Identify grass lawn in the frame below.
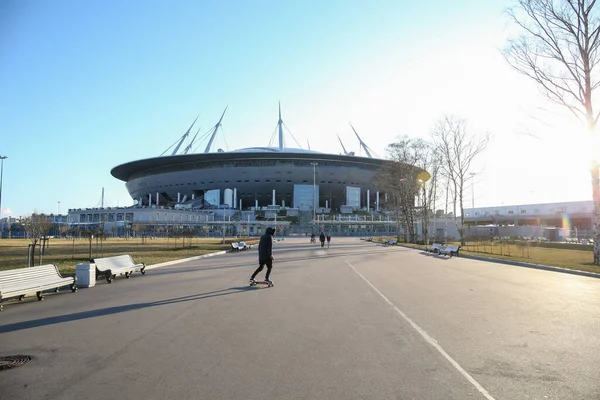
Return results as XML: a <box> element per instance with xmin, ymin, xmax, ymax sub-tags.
<box><xmin>373</xmin><ymin>237</ymin><xmax>600</xmax><ymax>275</ymax></box>
<box><xmin>0</xmin><ymin>237</ymin><xmax>259</xmax><ymax>275</ymax></box>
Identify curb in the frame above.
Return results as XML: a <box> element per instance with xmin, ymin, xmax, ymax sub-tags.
<box><xmin>146</xmin><ymin>250</ymin><xmax>228</xmax><ymax>270</ymax></box>
<box><xmin>399</xmin><ymin>245</ymin><xmax>600</xmax><ymax>279</ymax></box>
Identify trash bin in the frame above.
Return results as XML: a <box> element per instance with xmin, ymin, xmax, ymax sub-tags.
<box><xmin>76</xmin><ymin>263</ymin><xmax>96</xmax><ymax>288</ymax></box>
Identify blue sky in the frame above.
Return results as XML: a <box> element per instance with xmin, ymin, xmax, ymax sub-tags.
<box><xmin>0</xmin><ymin>0</ymin><xmax>594</xmax><ymax>217</ymax></box>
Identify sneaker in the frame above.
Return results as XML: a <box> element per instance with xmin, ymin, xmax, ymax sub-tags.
<box><xmin>264</xmin><ymin>278</ymin><xmax>272</xmax><ymax>283</ymax></box>
<box><xmin>249</xmin><ymin>278</ymin><xmax>256</xmax><ymax>284</ymax></box>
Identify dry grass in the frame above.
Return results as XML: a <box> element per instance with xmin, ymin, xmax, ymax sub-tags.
<box><xmin>374</xmin><ymin>237</ymin><xmax>600</xmax><ymax>274</ymax></box>
<box><xmin>0</xmin><ymin>237</ymin><xmax>260</xmax><ymax>275</ymax></box>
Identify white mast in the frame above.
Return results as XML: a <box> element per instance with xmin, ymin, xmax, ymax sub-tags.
<box><xmin>204</xmin><ymin>107</ymin><xmax>228</xmax><ymax>153</ymax></box>
<box><xmin>172</xmin><ymin>115</ymin><xmax>199</xmax><ymax>156</ymax></box>
<box><xmin>350</xmin><ymin>123</ymin><xmax>373</xmax><ymax>158</ymax></box>
<box><xmin>337</xmin><ymin>134</ymin><xmax>348</xmax><ymax>155</ymax></box>
<box><xmin>278</xmin><ymin>102</ymin><xmax>285</xmax><ymax>151</ymax></box>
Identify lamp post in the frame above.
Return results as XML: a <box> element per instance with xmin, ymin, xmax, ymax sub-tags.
<box><xmin>469</xmin><ymin>172</ymin><xmax>476</xmax><ymax>237</ymax></box>
<box><xmin>310</xmin><ymin>162</ymin><xmax>318</xmax><ymax>224</ymax></box>
<box><xmin>0</xmin><ymin>156</ymin><xmax>6</xmax><ymax>238</ymax></box>
<box><xmin>469</xmin><ymin>172</ymin><xmax>475</xmax><ymax>209</ymax></box>
<box><xmin>418</xmin><ymin>178</ymin><xmax>427</xmax><ymax>244</ymax></box>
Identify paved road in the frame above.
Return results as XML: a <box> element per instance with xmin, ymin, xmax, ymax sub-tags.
<box><xmin>1</xmin><ymin>237</ymin><xmax>599</xmax><ymax>399</ymax></box>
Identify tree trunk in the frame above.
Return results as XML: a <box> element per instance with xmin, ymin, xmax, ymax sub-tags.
<box><xmin>592</xmin><ymin>161</ymin><xmax>600</xmax><ymax>265</ymax></box>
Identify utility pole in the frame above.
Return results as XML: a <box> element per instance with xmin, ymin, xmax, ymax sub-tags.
<box><xmin>470</xmin><ymin>172</ymin><xmax>475</xmax><ymax>209</ymax></box>
<box><xmin>0</xmin><ymin>155</ymin><xmax>7</xmax><ymax>239</ymax></box>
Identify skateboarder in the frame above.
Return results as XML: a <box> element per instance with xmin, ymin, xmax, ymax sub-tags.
<box><xmin>250</xmin><ymin>227</ymin><xmax>275</xmax><ymax>284</ymax></box>
<box><xmin>319</xmin><ymin>232</ymin><xmax>326</xmax><ymax>247</ymax></box>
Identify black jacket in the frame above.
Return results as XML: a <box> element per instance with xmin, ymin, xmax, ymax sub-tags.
<box><xmin>258</xmin><ymin>228</ymin><xmax>274</xmax><ymax>261</ymax></box>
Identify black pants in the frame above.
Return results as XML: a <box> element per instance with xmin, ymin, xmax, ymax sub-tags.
<box><xmin>251</xmin><ymin>258</ymin><xmax>273</xmax><ymax>280</ymax></box>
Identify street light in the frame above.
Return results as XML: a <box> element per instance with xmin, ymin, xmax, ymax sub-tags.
<box><xmin>0</xmin><ymin>155</ymin><xmax>7</xmax><ymax>238</ymax></box>
<box><xmin>469</xmin><ymin>172</ymin><xmax>475</xmax><ymax>209</ymax></box>
<box><xmin>469</xmin><ymin>172</ymin><xmax>476</xmax><ymax>238</ymax></box>
<box><xmin>310</xmin><ymin>162</ymin><xmax>318</xmax><ymax>224</ymax></box>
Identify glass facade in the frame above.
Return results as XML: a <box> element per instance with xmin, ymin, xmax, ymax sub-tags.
<box><xmin>346</xmin><ymin>187</ymin><xmax>361</xmax><ymax>208</ymax></box>
<box><xmin>204</xmin><ymin>189</ymin><xmax>220</xmax><ymax>206</ymax></box>
<box><xmin>294</xmin><ymin>184</ymin><xmax>319</xmax><ymax>210</ymax></box>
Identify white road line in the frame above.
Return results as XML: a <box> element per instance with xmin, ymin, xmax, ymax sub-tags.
<box><xmin>345</xmin><ymin>260</ymin><xmax>497</xmax><ymax>400</ymax></box>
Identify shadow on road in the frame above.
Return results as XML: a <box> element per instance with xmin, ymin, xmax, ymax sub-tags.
<box><xmin>0</xmin><ymin>286</ymin><xmax>255</xmax><ymax>334</ymax></box>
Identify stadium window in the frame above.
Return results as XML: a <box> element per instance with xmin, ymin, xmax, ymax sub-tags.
<box><xmin>287</xmin><ymin>180</ymin><xmax>292</xmax><ymax>182</ymax></box>
<box><xmin>276</xmin><ymin>180</ymin><xmax>281</xmax><ymax>182</ymax></box>
<box><xmin>508</xmin><ymin>211</ymin><xmax>514</xmax><ymax>214</ymax></box>
<box><xmin>255</xmin><ymin>180</ymin><xmax>260</xmax><ymax>182</ymax></box>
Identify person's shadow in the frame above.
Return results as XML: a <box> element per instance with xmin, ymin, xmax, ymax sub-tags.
<box><xmin>0</xmin><ymin>286</ymin><xmax>254</xmax><ymax>334</ymax></box>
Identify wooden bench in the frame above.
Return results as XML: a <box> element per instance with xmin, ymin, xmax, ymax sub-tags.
<box><xmin>425</xmin><ymin>243</ymin><xmax>444</xmax><ymax>253</ymax></box>
<box><xmin>440</xmin><ymin>245</ymin><xmax>460</xmax><ymax>257</ymax></box>
<box><xmin>94</xmin><ymin>255</ymin><xmax>146</xmax><ymax>283</ymax></box>
<box><xmin>0</xmin><ymin>264</ymin><xmax>77</xmax><ymax>311</ymax></box>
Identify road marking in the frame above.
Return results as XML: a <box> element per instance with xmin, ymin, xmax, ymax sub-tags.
<box><xmin>345</xmin><ymin>260</ymin><xmax>497</xmax><ymax>400</ymax></box>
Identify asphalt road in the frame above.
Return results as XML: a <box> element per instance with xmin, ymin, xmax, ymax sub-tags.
<box><xmin>0</xmin><ymin>237</ymin><xmax>598</xmax><ymax>400</ymax></box>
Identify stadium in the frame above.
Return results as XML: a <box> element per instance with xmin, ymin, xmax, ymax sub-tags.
<box><xmin>110</xmin><ymin>106</ymin><xmax>422</xmax><ymax>216</ymax></box>
<box><xmin>58</xmin><ymin>106</ymin><xmax>429</xmax><ymax>238</ymax></box>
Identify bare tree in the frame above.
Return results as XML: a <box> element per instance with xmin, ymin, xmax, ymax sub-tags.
<box><xmin>375</xmin><ymin>160</ymin><xmax>417</xmax><ymax>242</ymax></box>
<box><xmin>21</xmin><ymin>213</ymin><xmax>53</xmax><ymax>266</ymax></box>
<box><xmin>419</xmin><ymin>148</ymin><xmax>442</xmax><ymax>244</ymax></box>
<box><xmin>432</xmin><ymin>116</ymin><xmax>489</xmax><ymax>244</ymax></box>
<box><xmin>504</xmin><ymin>0</ymin><xmax>600</xmax><ymax>263</ymax></box>
<box><xmin>22</xmin><ymin>213</ymin><xmax>53</xmax><ymax>244</ymax></box>
<box><xmin>374</xmin><ymin>137</ymin><xmax>437</xmax><ymax>243</ymax></box>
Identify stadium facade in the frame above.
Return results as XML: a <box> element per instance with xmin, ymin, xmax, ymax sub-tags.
<box><xmin>110</xmin><ymin>106</ymin><xmax>421</xmax><ymax>215</ymax></box>
<box><xmin>52</xmin><ymin>106</ymin><xmax>429</xmax><ymax>238</ymax></box>
<box><xmin>111</xmin><ymin>150</ymin><xmax>391</xmax><ymax>213</ymax></box>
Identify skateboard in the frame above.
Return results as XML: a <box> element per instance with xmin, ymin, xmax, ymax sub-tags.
<box><xmin>250</xmin><ymin>281</ymin><xmax>274</xmax><ymax>287</ymax></box>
